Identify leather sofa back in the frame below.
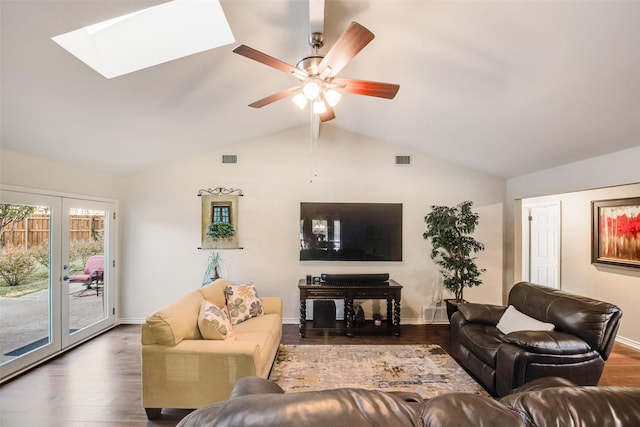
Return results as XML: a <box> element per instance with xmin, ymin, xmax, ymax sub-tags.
<box><xmin>508</xmin><ymin>282</ymin><xmax>621</xmax><ymax>358</ymax></box>
<box><xmin>177</xmin><ymin>377</ymin><xmax>640</xmax><ymax>427</ymax></box>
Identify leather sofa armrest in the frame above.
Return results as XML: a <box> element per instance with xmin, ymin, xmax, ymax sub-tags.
<box><xmin>230</xmin><ymin>377</ymin><xmax>285</xmax><ymax>398</ymax></box>
<box><xmin>458</xmin><ymin>303</ymin><xmax>506</xmax><ymax>325</ymax></box>
<box><xmin>501</xmin><ymin>331</ymin><xmax>592</xmax><ymax>355</ymax></box>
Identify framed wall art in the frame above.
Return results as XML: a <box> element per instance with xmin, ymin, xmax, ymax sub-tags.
<box><xmin>591</xmin><ymin>197</ymin><xmax>640</xmax><ymax>268</ymax></box>
<box><xmin>199</xmin><ymin>188</ymin><xmax>242</xmax><ymax>249</ymax></box>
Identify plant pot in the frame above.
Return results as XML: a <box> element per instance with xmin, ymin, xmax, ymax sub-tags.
<box><xmin>445</xmin><ymin>299</ymin><xmax>466</xmax><ymax>322</ymax></box>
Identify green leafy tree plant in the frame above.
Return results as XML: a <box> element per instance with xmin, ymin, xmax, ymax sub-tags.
<box><xmin>423</xmin><ymin>200</ymin><xmax>486</xmax><ymax>303</ymax></box>
<box><xmin>0</xmin><ymin>204</ymin><xmax>35</xmax><ymax>249</ymax></box>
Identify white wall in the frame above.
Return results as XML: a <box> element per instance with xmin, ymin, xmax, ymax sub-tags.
<box><xmin>1</xmin><ymin>148</ymin><xmax>124</xmax><ymax>199</ymax></box>
<box><xmin>119</xmin><ymin>125</ymin><xmax>506</xmax><ymax>324</ymax></box>
<box><xmin>506</xmin><ymin>146</ymin><xmax>640</xmax><ymax>345</ymax></box>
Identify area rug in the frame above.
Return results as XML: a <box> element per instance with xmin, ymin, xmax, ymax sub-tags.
<box><xmin>269</xmin><ymin>344</ymin><xmax>488</xmax><ymax>398</ymax></box>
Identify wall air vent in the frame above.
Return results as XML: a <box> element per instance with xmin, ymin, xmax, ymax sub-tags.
<box><xmin>395</xmin><ymin>155</ymin><xmax>411</xmax><ymax>166</ymax></box>
<box><xmin>222</xmin><ymin>155</ymin><xmax>237</xmax><ymax>164</ymax></box>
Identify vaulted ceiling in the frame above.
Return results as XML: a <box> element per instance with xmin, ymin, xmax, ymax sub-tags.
<box><xmin>2</xmin><ymin>0</ymin><xmax>639</xmax><ymax>178</ymax></box>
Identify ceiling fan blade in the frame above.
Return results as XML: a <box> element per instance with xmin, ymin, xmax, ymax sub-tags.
<box><xmin>233</xmin><ymin>45</ymin><xmax>307</xmax><ymax>79</ymax></box>
<box><xmin>319</xmin><ymin>102</ymin><xmax>335</xmax><ymax>122</ymax></box>
<box><xmin>332</xmin><ymin>78</ymin><xmax>400</xmax><ymax>99</ymax></box>
<box><xmin>318</xmin><ymin>22</ymin><xmax>374</xmax><ymax>78</ymax></box>
<box><xmin>248</xmin><ymin>87</ymin><xmax>301</xmax><ymax>108</ymax></box>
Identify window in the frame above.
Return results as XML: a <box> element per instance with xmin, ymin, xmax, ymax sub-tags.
<box><xmin>212</xmin><ymin>204</ymin><xmax>231</xmax><ymax>224</ymax></box>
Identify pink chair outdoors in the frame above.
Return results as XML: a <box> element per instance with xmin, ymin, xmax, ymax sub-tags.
<box><xmin>67</xmin><ymin>255</ymin><xmax>104</xmax><ymax>296</ymax></box>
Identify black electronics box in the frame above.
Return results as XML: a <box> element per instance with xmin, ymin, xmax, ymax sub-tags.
<box><xmin>313</xmin><ymin>300</ymin><xmax>336</xmax><ymax>328</ymax></box>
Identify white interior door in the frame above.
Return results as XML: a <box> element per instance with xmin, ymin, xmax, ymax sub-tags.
<box><xmin>522</xmin><ymin>202</ymin><xmax>561</xmax><ymax>288</ymax></box>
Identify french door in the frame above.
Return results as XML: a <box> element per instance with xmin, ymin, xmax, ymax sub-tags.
<box><xmin>0</xmin><ymin>188</ymin><xmax>116</xmax><ymax>382</ymax></box>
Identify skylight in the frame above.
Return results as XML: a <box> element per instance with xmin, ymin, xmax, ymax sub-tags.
<box><xmin>52</xmin><ymin>0</ymin><xmax>234</xmax><ymax>79</ymax></box>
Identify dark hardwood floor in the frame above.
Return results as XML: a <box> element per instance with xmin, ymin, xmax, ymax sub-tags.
<box><xmin>1</xmin><ymin>323</ymin><xmax>639</xmax><ymax>426</ymax></box>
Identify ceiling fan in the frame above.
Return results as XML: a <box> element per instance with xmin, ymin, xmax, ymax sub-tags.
<box><xmin>232</xmin><ymin>21</ymin><xmax>400</xmax><ymax>123</ymax></box>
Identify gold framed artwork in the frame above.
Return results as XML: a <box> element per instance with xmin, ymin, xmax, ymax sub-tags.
<box><xmin>591</xmin><ymin>197</ymin><xmax>640</xmax><ymax>269</ymax></box>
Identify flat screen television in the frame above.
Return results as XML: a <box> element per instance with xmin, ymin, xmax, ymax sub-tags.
<box><xmin>300</xmin><ymin>202</ymin><xmax>402</xmax><ymax>261</ymax></box>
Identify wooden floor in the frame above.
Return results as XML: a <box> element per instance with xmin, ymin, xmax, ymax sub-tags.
<box><xmin>1</xmin><ymin>323</ymin><xmax>639</xmax><ymax>426</ymax></box>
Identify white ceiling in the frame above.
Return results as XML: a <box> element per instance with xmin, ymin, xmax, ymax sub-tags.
<box><xmin>2</xmin><ymin>0</ymin><xmax>639</xmax><ymax>178</ymax></box>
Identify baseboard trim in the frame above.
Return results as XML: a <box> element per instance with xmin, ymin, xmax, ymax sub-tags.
<box><xmin>118</xmin><ymin>317</ymin><xmax>145</xmax><ymax>324</ymax></box>
<box><xmin>123</xmin><ymin>318</ymin><xmax>638</xmax><ymax>339</ymax></box>
<box><xmin>616</xmin><ymin>335</ymin><xmax>640</xmax><ymax>350</ymax></box>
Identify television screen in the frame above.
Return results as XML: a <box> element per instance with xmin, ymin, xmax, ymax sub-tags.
<box><xmin>300</xmin><ymin>202</ymin><xmax>402</xmax><ymax>261</ymax></box>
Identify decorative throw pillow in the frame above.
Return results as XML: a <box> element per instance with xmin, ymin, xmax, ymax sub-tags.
<box><xmin>198</xmin><ymin>300</ymin><xmax>235</xmax><ymax>341</ymax></box>
<box><xmin>496</xmin><ymin>305</ymin><xmax>555</xmax><ymax>335</ymax></box>
<box><xmin>225</xmin><ymin>283</ymin><xmax>264</xmax><ymax>325</ymax></box>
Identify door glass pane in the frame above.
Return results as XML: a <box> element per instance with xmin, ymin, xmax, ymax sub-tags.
<box><xmin>67</xmin><ymin>208</ymin><xmax>107</xmax><ymax>333</ymax></box>
<box><xmin>0</xmin><ymin>204</ymin><xmax>52</xmax><ymax>364</ymax></box>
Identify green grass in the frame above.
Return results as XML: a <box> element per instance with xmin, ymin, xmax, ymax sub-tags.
<box><xmin>0</xmin><ymin>264</ymin><xmax>51</xmax><ymax>297</ymax></box>
<box><xmin>0</xmin><ymin>276</ymin><xmax>49</xmax><ymax>297</ymax></box>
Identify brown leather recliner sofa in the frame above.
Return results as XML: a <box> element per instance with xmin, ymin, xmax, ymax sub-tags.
<box><xmin>176</xmin><ymin>376</ymin><xmax>640</xmax><ymax>427</ymax></box>
<box><xmin>450</xmin><ymin>281</ymin><xmax>622</xmax><ymax>396</ymax></box>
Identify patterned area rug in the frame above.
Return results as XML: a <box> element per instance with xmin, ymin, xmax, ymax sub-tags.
<box><xmin>269</xmin><ymin>344</ymin><xmax>488</xmax><ymax>398</ymax></box>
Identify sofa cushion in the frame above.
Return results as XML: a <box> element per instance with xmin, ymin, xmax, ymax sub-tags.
<box><xmin>419</xmin><ymin>393</ymin><xmax>527</xmax><ymax>427</ymax></box>
<box><xmin>199</xmin><ymin>278</ymin><xmax>233</xmax><ymax>308</ymax></box>
<box><xmin>496</xmin><ymin>305</ymin><xmax>555</xmax><ymax>335</ymax></box>
<box><xmin>225</xmin><ymin>283</ymin><xmax>264</xmax><ymax>325</ymax></box>
<box><xmin>198</xmin><ymin>300</ymin><xmax>236</xmax><ymax>341</ymax></box>
<box><xmin>234</xmin><ymin>314</ymin><xmax>282</xmax><ymax>375</ymax></box>
<box><xmin>508</xmin><ymin>282</ymin><xmax>622</xmax><ymax>356</ymax></box>
<box><xmin>146</xmin><ymin>290</ymin><xmax>203</xmax><ymax>346</ymax></box>
<box><xmin>501</xmin><ymin>330</ymin><xmax>591</xmax><ymax>354</ymax></box>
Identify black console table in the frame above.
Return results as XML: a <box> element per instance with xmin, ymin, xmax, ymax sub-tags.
<box><xmin>298</xmin><ymin>279</ymin><xmax>402</xmax><ymax>337</ymax></box>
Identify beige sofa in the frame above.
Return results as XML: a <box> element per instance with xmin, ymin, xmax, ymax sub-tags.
<box><xmin>141</xmin><ymin>279</ymin><xmax>283</xmax><ymax>419</ymax></box>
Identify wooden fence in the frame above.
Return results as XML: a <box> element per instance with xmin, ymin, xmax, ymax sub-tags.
<box><xmin>1</xmin><ymin>215</ymin><xmax>104</xmax><ymax>249</ymax></box>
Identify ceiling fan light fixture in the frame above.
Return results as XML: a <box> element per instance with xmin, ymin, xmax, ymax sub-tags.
<box><xmin>303</xmin><ymin>81</ymin><xmax>321</xmax><ymax>100</ymax></box>
<box><xmin>292</xmin><ymin>93</ymin><xmax>308</xmax><ymax>110</ymax></box>
<box><xmin>325</xmin><ymin>89</ymin><xmax>341</xmax><ymax>107</ymax></box>
<box><xmin>312</xmin><ymin>100</ymin><xmax>327</xmax><ymax>114</ymax></box>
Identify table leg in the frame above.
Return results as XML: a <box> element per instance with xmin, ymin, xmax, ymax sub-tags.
<box><xmin>393</xmin><ymin>297</ymin><xmax>401</xmax><ymax>337</ymax></box>
<box><xmin>386</xmin><ymin>298</ymin><xmax>393</xmax><ymax>328</ymax></box>
<box><xmin>299</xmin><ymin>299</ymin><xmax>307</xmax><ymax>338</ymax></box>
<box><xmin>345</xmin><ymin>298</ymin><xmax>354</xmax><ymax>337</ymax></box>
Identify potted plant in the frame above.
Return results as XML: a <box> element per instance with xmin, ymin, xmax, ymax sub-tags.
<box><xmin>202</xmin><ymin>250</ymin><xmax>226</xmax><ymax>286</ymax></box>
<box><xmin>206</xmin><ymin>222</ymin><xmax>236</xmax><ymax>241</ymax></box>
<box><xmin>423</xmin><ymin>200</ymin><xmax>486</xmax><ymax>320</ymax></box>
